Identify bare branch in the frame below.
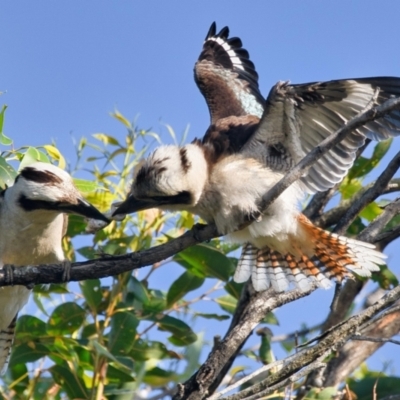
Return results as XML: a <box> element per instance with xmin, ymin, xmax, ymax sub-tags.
<box><xmin>215</xmin><ymin>285</ymin><xmax>400</xmax><ymax>400</ymax></box>
<box><xmin>0</xmin><ymin>223</ymin><xmax>220</xmax><ymax>287</ymax></box>
<box><xmin>172</xmin><ymin>284</ymin><xmax>318</xmax><ymax>400</ymax></box>
<box><xmin>334</xmin><ymin>151</ymin><xmax>400</xmax><ymax>234</ymax></box>
<box><xmin>315</xmin><ymin>178</ymin><xmax>400</xmax><ymax>229</ymax></box>
<box><xmin>351</xmin><ymin>335</ymin><xmax>400</xmax><ymax>346</ymax></box>
<box><xmin>323</xmin><ymin>306</ymin><xmax>400</xmax><ymax>387</ymax></box>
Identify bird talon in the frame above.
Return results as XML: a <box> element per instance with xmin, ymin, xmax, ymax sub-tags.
<box><xmin>61</xmin><ymin>260</ymin><xmax>72</xmax><ymax>282</ymax></box>
<box><xmin>192</xmin><ymin>223</ymin><xmax>208</xmax><ymax>242</ymax></box>
<box><xmin>2</xmin><ymin>265</ymin><xmax>14</xmax><ymax>285</ymax></box>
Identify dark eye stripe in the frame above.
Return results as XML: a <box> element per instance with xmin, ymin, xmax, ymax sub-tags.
<box><xmin>150</xmin><ymin>191</ymin><xmax>192</xmax><ymax>205</ymax></box>
<box><xmin>20</xmin><ymin>167</ymin><xmax>63</xmax><ymax>185</ymax></box>
<box><xmin>18</xmin><ymin>194</ymin><xmax>59</xmax><ymax>212</ymax></box>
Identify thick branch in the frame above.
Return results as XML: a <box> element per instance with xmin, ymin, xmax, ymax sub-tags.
<box><xmin>0</xmin><ymin>224</ymin><xmax>220</xmax><ymax>287</ymax></box>
<box><xmin>218</xmin><ymin>285</ymin><xmax>400</xmax><ymax>400</ymax></box>
<box><xmin>323</xmin><ymin>306</ymin><xmax>400</xmax><ymax>387</ymax></box>
<box><xmin>172</xmin><ymin>285</ymin><xmax>318</xmax><ymax>400</ymax></box>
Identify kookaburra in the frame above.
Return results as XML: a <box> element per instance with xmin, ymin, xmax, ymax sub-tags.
<box><xmin>113</xmin><ymin>23</ymin><xmax>400</xmax><ymax>293</ymax></box>
<box><xmin>0</xmin><ymin>162</ymin><xmax>108</xmax><ymax>375</ymax></box>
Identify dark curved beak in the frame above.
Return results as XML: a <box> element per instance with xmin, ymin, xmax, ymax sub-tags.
<box><xmin>60</xmin><ymin>198</ymin><xmax>110</xmax><ymax>223</ymax></box>
<box><xmin>112</xmin><ymin>195</ymin><xmax>155</xmax><ymax>217</ymax></box>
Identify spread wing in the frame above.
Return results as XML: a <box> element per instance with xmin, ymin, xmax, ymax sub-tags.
<box><xmin>243</xmin><ymin>78</ymin><xmax>400</xmax><ymax>193</ymax></box>
<box><xmin>194</xmin><ymin>22</ymin><xmax>264</xmax><ymax>124</ymax></box>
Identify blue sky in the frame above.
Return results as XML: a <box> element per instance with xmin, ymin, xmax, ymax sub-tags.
<box><xmin>2</xmin><ymin>1</ymin><xmax>400</xmax><ymax>378</ymax></box>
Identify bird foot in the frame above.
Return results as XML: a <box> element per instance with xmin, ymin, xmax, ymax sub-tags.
<box><xmin>192</xmin><ymin>223</ymin><xmax>208</xmax><ymax>242</ymax></box>
<box><xmin>2</xmin><ymin>265</ymin><xmax>14</xmax><ymax>285</ymax></box>
<box><xmin>61</xmin><ymin>260</ymin><xmax>72</xmax><ymax>282</ymax></box>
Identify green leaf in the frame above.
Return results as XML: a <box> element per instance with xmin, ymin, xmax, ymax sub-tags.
<box><xmin>359</xmin><ymin>201</ymin><xmax>382</xmax><ymax>221</ymax></box>
<box><xmin>16</xmin><ymin>315</ymin><xmax>47</xmax><ymax>339</ymax></box>
<box><xmin>66</xmin><ymin>214</ymin><xmax>88</xmax><ymax>237</ymax></box>
<box><xmin>0</xmin><ymin>156</ymin><xmax>17</xmax><ymax>188</ymax></box>
<box><xmin>225</xmin><ymin>279</ymin><xmax>244</xmax><ymax>300</ymax></box>
<box><xmin>127</xmin><ymin>276</ymin><xmax>151</xmax><ymax>305</ymax></box>
<box><xmin>19</xmin><ymin>147</ymin><xmax>50</xmax><ymax>170</ymax></box>
<box><xmin>0</xmin><ymin>105</ymin><xmax>13</xmax><ymax>145</ymax></box>
<box><xmin>80</xmin><ymin>279</ymin><xmax>102</xmax><ymax>312</ymax></box>
<box><xmin>130</xmin><ymin>340</ymin><xmax>170</xmax><ymax>361</ymax></box>
<box><xmin>107</xmin><ymin>363</ymin><xmax>135</xmax><ymax>383</ymax></box>
<box><xmin>167</xmin><ymin>271</ymin><xmax>205</xmax><ymax>307</ymax></box>
<box><xmin>50</xmin><ymin>364</ymin><xmax>88</xmax><ymax>399</ymax></box>
<box><xmin>195</xmin><ymin>312</ymin><xmax>230</xmax><ymax>321</ymax></box>
<box><xmin>43</xmin><ymin>144</ymin><xmax>66</xmax><ymax>169</ymax></box>
<box><xmin>9</xmin><ymin>342</ymin><xmax>50</xmax><ymax>367</ymax></box>
<box><xmin>142</xmin><ymin>366</ymin><xmax>178</xmax><ymax>387</ymax></box>
<box><xmin>47</xmin><ymin>302</ymin><xmax>86</xmax><ymax>335</ymax></box>
<box><xmin>81</xmin><ymin>321</ymin><xmax>104</xmax><ymax>339</ymax></box>
<box><xmin>174</xmin><ymin>244</ymin><xmax>234</xmax><ymax>281</ymax></box>
<box><xmin>262</xmin><ymin>312</ymin><xmax>279</xmax><ymax>325</ymax></box>
<box><xmin>340</xmin><ymin>179</ymin><xmax>363</xmax><ymax>200</ymax></box>
<box><xmin>73</xmin><ymin>178</ymin><xmax>99</xmax><ymax>193</ymax></box>
<box><xmin>155</xmin><ymin>315</ymin><xmax>197</xmax><ymax>346</ymax></box>
<box><xmin>108</xmin><ymin>307</ymin><xmax>139</xmax><ymax>356</ymax></box>
<box><xmin>348</xmin><ymin>139</ymin><xmax>392</xmax><ymax>180</ymax></box>
<box><xmin>371</xmin><ymin>264</ymin><xmax>398</xmax><ymax>289</ymax></box>
<box><xmin>305</xmin><ymin>387</ymin><xmax>338</xmax><ymax>399</ymax></box>
<box><xmin>215</xmin><ymin>294</ymin><xmax>237</xmax><ymax>314</ymax></box>
<box><xmin>93</xmin><ymin>132</ymin><xmax>120</xmax><ymax>146</ymax></box>
<box><xmin>91</xmin><ymin>341</ymin><xmax>133</xmax><ymax>373</ymax></box>
<box><xmin>372</xmin><ymin>138</ymin><xmax>393</xmax><ymax>160</ymax></box>
<box><xmin>110</xmin><ymin>110</ymin><xmax>132</xmax><ymax>129</ymax></box>
<box><xmin>349</xmin><ymin>377</ymin><xmax>400</xmax><ymax>400</ymax></box>
<box><xmin>8</xmin><ymin>363</ymin><xmax>29</xmax><ymax>394</ymax></box>
<box><xmin>257</xmin><ymin>328</ymin><xmax>274</xmax><ymax>365</ymax></box>
<box><xmin>77</xmin><ymin>245</ymin><xmax>97</xmax><ymax>259</ymax></box>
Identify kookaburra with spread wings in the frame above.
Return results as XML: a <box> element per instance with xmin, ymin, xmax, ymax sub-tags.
<box><xmin>113</xmin><ymin>23</ymin><xmax>400</xmax><ymax>292</ymax></box>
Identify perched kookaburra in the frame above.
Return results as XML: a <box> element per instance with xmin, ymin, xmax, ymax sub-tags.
<box><xmin>0</xmin><ymin>162</ymin><xmax>108</xmax><ymax>375</ymax></box>
<box><xmin>113</xmin><ymin>23</ymin><xmax>400</xmax><ymax>294</ymax></box>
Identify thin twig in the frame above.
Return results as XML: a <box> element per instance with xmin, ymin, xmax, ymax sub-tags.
<box><xmin>334</xmin><ymin>151</ymin><xmax>400</xmax><ymax>234</ymax></box>
<box><xmin>351</xmin><ymin>335</ymin><xmax>400</xmax><ymax>346</ymax></box>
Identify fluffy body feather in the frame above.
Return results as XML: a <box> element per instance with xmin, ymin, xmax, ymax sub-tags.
<box><xmin>0</xmin><ymin>162</ymin><xmax>107</xmax><ymax>375</ymax></box>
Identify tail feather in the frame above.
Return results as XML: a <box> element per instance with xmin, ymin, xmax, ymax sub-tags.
<box><xmin>0</xmin><ymin>315</ymin><xmax>17</xmax><ymax>375</ymax></box>
<box><xmin>234</xmin><ymin>215</ymin><xmax>385</xmax><ymax>292</ymax></box>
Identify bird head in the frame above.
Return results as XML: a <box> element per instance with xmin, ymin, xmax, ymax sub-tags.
<box><xmin>112</xmin><ymin>144</ymin><xmax>208</xmax><ymax>217</ymax></box>
<box><xmin>8</xmin><ymin>162</ymin><xmax>109</xmax><ymax>222</ymax></box>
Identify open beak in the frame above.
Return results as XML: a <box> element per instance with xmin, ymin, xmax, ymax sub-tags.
<box><xmin>60</xmin><ymin>198</ymin><xmax>110</xmax><ymax>223</ymax></box>
<box><xmin>112</xmin><ymin>195</ymin><xmax>155</xmax><ymax>217</ymax></box>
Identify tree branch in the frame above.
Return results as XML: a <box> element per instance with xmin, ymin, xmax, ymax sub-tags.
<box><xmin>172</xmin><ymin>284</ymin><xmax>318</xmax><ymax>400</ymax></box>
<box><xmin>1</xmin><ymin>97</ymin><xmax>399</xmax><ymax>289</ymax></box>
<box><xmin>0</xmin><ymin>224</ymin><xmax>220</xmax><ymax>287</ymax></box>
<box><xmin>217</xmin><ymin>285</ymin><xmax>400</xmax><ymax>400</ymax></box>
<box><xmin>315</xmin><ymin>178</ymin><xmax>400</xmax><ymax>229</ymax></box>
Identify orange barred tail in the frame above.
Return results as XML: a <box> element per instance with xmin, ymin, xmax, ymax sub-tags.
<box><xmin>234</xmin><ymin>216</ymin><xmax>385</xmax><ymax>292</ymax></box>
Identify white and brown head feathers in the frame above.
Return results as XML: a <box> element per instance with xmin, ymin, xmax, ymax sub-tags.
<box><xmin>114</xmin><ymin>144</ymin><xmax>208</xmax><ymax>215</ymax></box>
<box><xmin>7</xmin><ymin>162</ymin><xmax>108</xmax><ymax>222</ymax></box>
